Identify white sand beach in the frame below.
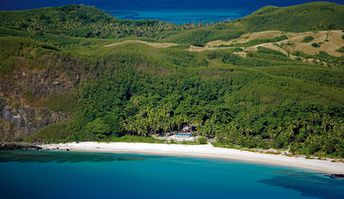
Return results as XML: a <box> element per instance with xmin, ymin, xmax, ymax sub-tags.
<box><xmin>41</xmin><ymin>142</ymin><xmax>344</xmax><ymax>174</ymax></box>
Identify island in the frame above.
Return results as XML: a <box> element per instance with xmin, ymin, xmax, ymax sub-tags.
<box><xmin>0</xmin><ymin>1</ymin><xmax>344</xmax><ymax>173</ymax></box>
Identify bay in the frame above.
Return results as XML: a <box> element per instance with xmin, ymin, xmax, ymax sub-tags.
<box><xmin>0</xmin><ymin>150</ymin><xmax>343</xmax><ymax>199</ymax></box>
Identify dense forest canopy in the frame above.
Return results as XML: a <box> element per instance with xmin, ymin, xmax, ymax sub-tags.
<box><xmin>0</xmin><ymin>2</ymin><xmax>343</xmax><ymax>158</ymax></box>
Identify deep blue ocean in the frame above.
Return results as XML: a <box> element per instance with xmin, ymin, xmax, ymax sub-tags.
<box><xmin>0</xmin><ymin>0</ymin><xmax>343</xmax><ymax>24</ymax></box>
<box><xmin>0</xmin><ymin>150</ymin><xmax>343</xmax><ymax>199</ymax></box>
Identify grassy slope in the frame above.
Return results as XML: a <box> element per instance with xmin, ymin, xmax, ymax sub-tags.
<box><xmin>0</xmin><ymin>3</ymin><xmax>343</xmax><ymax>157</ymax></box>
<box><xmin>162</xmin><ymin>2</ymin><xmax>344</xmax><ymax>46</ymax></box>
<box><xmin>162</xmin><ymin>29</ymin><xmax>243</xmax><ymax>46</ymax></box>
<box><xmin>242</xmin><ymin>2</ymin><xmax>344</xmax><ymax>32</ymax></box>
<box><xmin>0</xmin><ymin>37</ymin><xmax>60</xmax><ymax>75</ymax></box>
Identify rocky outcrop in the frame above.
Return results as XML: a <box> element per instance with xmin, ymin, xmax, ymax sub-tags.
<box><xmin>0</xmin><ymin>98</ymin><xmax>4</xmax><ymax>112</ymax></box>
<box><xmin>0</xmin><ymin>69</ymin><xmax>78</xmax><ymax>98</ymax></box>
<box><xmin>327</xmin><ymin>174</ymin><xmax>344</xmax><ymax>179</ymax></box>
<box><xmin>0</xmin><ymin>52</ymin><xmax>83</xmax><ymax>137</ymax></box>
<box><xmin>0</xmin><ymin>104</ymin><xmax>68</xmax><ymax>135</ymax></box>
<box><xmin>0</xmin><ymin>52</ymin><xmax>84</xmax><ymax>100</ymax></box>
<box><xmin>0</xmin><ymin>143</ymin><xmax>42</xmax><ymax>150</ymax></box>
<box><xmin>19</xmin><ymin>69</ymin><xmax>79</xmax><ymax>97</ymax></box>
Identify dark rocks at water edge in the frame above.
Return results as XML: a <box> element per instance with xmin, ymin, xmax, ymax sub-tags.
<box><xmin>0</xmin><ymin>143</ymin><xmax>42</xmax><ymax>151</ymax></box>
<box><xmin>326</xmin><ymin>174</ymin><xmax>344</xmax><ymax>179</ymax></box>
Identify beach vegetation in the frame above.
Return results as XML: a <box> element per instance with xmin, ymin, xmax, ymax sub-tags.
<box><xmin>198</xmin><ymin>136</ymin><xmax>208</xmax><ymax>144</ymax></box>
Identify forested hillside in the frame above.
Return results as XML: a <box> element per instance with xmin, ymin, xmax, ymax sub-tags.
<box><xmin>0</xmin><ymin>5</ymin><xmax>196</xmax><ymax>40</ymax></box>
<box><xmin>0</xmin><ymin>2</ymin><xmax>343</xmax><ymax>158</ymax></box>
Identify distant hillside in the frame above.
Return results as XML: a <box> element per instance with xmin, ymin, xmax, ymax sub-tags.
<box><xmin>241</xmin><ymin>2</ymin><xmax>344</xmax><ymax>32</ymax></box>
<box><xmin>162</xmin><ymin>2</ymin><xmax>344</xmax><ymax>46</ymax></box>
<box><xmin>0</xmin><ymin>5</ymin><xmax>192</xmax><ymax>39</ymax></box>
<box><xmin>1</xmin><ymin>2</ymin><xmax>342</xmax><ymax>45</ymax></box>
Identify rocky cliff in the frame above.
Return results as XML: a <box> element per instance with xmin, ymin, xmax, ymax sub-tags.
<box><xmin>0</xmin><ymin>104</ymin><xmax>68</xmax><ymax>135</ymax></box>
<box><xmin>0</xmin><ymin>52</ymin><xmax>83</xmax><ymax>141</ymax></box>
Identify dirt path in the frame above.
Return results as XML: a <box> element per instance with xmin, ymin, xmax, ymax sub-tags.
<box><xmin>104</xmin><ymin>40</ymin><xmax>178</xmax><ymax>48</ymax></box>
<box><xmin>207</xmin><ymin>31</ymin><xmax>284</xmax><ymax>48</ymax></box>
<box><xmin>188</xmin><ymin>30</ymin><xmax>343</xmax><ymax>59</ymax></box>
<box><xmin>103</xmin><ymin>31</ymin><xmax>343</xmax><ymax>60</ymax></box>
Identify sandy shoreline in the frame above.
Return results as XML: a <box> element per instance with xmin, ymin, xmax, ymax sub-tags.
<box><xmin>41</xmin><ymin>142</ymin><xmax>344</xmax><ymax>174</ymax></box>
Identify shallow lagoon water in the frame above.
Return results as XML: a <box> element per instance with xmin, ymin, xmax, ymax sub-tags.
<box><xmin>0</xmin><ymin>150</ymin><xmax>343</xmax><ymax>199</ymax></box>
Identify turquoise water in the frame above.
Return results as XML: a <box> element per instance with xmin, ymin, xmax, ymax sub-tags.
<box><xmin>0</xmin><ymin>151</ymin><xmax>343</xmax><ymax>199</ymax></box>
<box><xmin>0</xmin><ymin>0</ymin><xmax>343</xmax><ymax>24</ymax></box>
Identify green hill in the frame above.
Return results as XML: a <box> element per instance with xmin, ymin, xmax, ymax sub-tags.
<box><xmin>163</xmin><ymin>2</ymin><xmax>344</xmax><ymax>46</ymax></box>
<box><xmin>241</xmin><ymin>2</ymin><xmax>344</xmax><ymax>32</ymax></box>
<box><xmin>1</xmin><ymin>2</ymin><xmax>343</xmax><ymax>47</ymax></box>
